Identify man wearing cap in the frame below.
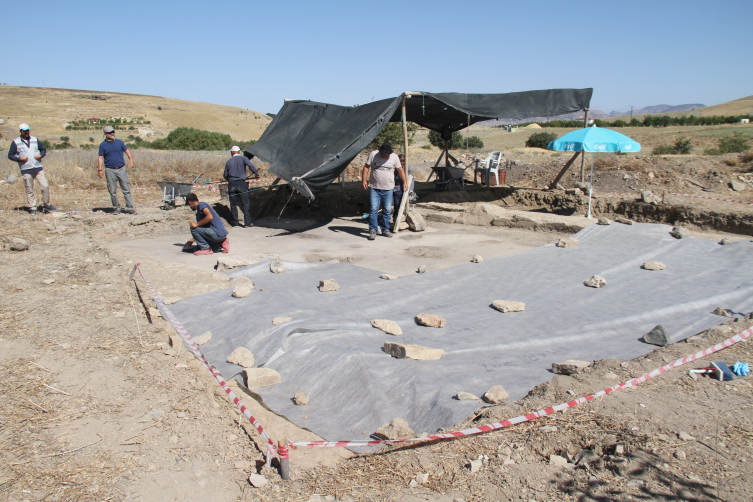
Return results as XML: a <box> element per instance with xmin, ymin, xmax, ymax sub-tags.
<box><xmin>362</xmin><ymin>142</ymin><xmax>407</xmax><ymax>240</ymax></box>
<box><xmin>98</xmin><ymin>126</ymin><xmax>135</xmax><ymax>214</ymax></box>
<box><xmin>7</xmin><ymin>123</ymin><xmax>57</xmax><ymax>215</ymax></box>
<box><xmin>223</xmin><ymin>146</ymin><xmax>259</xmax><ymax>227</ymax></box>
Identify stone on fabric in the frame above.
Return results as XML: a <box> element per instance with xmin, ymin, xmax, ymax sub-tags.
<box><xmin>406</xmin><ymin>212</ymin><xmax>427</xmax><ymax>232</ymax></box>
<box><xmin>2</xmin><ymin>237</ymin><xmax>30</xmax><ymax>251</ymax></box>
<box><xmin>272</xmin><ymin>316</ymin><xmax>292</xmax><ymax>325</ymax></box>
<box><xmin>552</xmin><ymin>360</ymin><xmax>590</xmax><ymax>375</ymax></box>
<box><xmin>643</xmin><ymin>324</ymin><xmax>669</xmax><ymax>346</ymax></box>
<box><xmin>270</xmin><ymin>259</ymin><xmax>285</xmax><ymax>274</ymax></box>
<box><xmin>375</xmin><ymin>418</ymin><xmax>414</xmax><ymax>440</ymax></box>
<box><xmin>384</xmin><ymin>342</ymin><xmax>444</xmax><ymax>360</ymax></box>
<box><xmin>227</xmin><ymin>347</ymin><xmax>255</xmax><ymax>367</ymax></box>
<box><xmin>492</xmin><ymin>300</ymin><xmax>525</xmax><ymax>313</ymax></box>
<box><xmin>712</xmin><ymin>307</ymin><xmax>732</xmax><ymax>317</ymax></box>
<box><xmin>194</xmin><ymin>331</ymin><xmax>212</xmax><ymax>345</ymax></box>
<box><xmin>556</xmin><ymin>238</ymin><xmax>578</xmax><ymax>248</ymax></box>
<box><xmin>584</xmin><ymin>275</ymin><xmax>607</xmax><ymax>288</ymax></box>
<box><xmin>319</xmin><ymin>279</ymin><xmax>339</xmax><ymax>292</ymax></box>
<box><xmin>232</xmin><ymin>285</ymin><xmax>252</xmax><ymax>298</ymax></box>
<box><xmin>472</xmin><ymin>255</ymin><xmax>483</xmax><ymax>263</ymax></box>
<box><xmin>642</xmin><ymin>261</ymin><xmax>666</xmax><ymax>270</ymax></box>
<box><xmin>293</xmin><ymin>391</ymin><xmax>309</xmax><ymax>405</ymax></box>
<box><xmin>670</xmin><ymin>226</ymin><xmax>689</xmax><ymax>239</ymax></box>
<box><xmin>243</xmin><ymin>368</ymin><xmax>282</xmax><ymax>388</ymax></box>
<box><xmin>371</xmin><ymin>319</ymin><xmax>402</xmax><ymax>336</ymax></box>
<box><xmin>597</xmin><ymin>217</ymin><xmax>611</xmax><ymax>225</ymax></box>
<box><xmin>720</xmin><ymin>238</ymin><xmax>730</xmax><ymax>245</ymax></box>
<box><xmin>380</xmin><ymin>274</ymin><xmax>398</xmax><ymax>280</ymax></box>
<box><xmin>417</xmin><ymin>265</ymin><xmax>427</xmax><ymax>274</ymax></box>
<box><xmin>615</xmin><ymin>216</ymin><xmax>634</xmax><ymax>225</ymax></box>
<box><xmin>415</xmin><ymin>313</ymin><xmax>446</xmax><ymax>328</ymax></box>
<box><xmin>456</xmin><ymin>391</ymin><xmax>480</xmax><ymax>401</ymax></box>
<box><xmin>483</xmin><ymin>385</ymin><xmax>509</xmax><ymax>404</ymax></box>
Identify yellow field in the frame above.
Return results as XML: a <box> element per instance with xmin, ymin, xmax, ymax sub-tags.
<box><xmin>606</xmin><ymin>94</ymin><xmax>753</xmax><ymax>122</ymax></box>
<box><xmin>0</xmin><ymin>85</ymin><xmax>271</xmax><ymax>148</ymax></box>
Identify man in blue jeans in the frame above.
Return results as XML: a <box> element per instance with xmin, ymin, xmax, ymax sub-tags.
<box><xmin>361</xmin><ymin>142</ymin><xmax>407</xmax><ymax>240</ymax></box>
<box><xmin>183</xmin><ymin>193</ymin><xmax>229</xmax><ymax>256</ymax></box>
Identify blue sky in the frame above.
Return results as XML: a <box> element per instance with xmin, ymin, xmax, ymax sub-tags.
<box><xmin>2</xmin><ymin>0</ymin><xmax>751</xmax><ymax>114</ymax></box>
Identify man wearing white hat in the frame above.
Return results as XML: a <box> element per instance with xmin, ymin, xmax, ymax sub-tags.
<box><xmin>98</xmin><ymin>125</ymin><xmax>135</xmax><ymax>214</ymax></box>
<box><xmin>223</xmin><ymin>146</ymin><xmax>259</xmax><ymax>227</ymax></box>
<box><xmin>7</xmin><ymin>123</ymin><xmax>57</xmax><ymax>215</ymax></box>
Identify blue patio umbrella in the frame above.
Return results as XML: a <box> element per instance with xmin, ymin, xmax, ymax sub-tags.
<box><xmin>548</xmin><ymin>125</ymin><xmax>641</xmax><ymax>218</ymax></box>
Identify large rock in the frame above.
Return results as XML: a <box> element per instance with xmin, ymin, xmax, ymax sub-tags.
<box><xmin>194</xmin><ymin>331</ymin><xmax>212</xmax><ymax>345</ymax></box>
<box><xmin>552</xmin><ymin>360</ymin><xmax>590</xmax><ymax>375</ymax></box>
<box><xmin>456</xmin><ymin>391</ymin><xmax>479</xmax><ymax>401</ymax></box>
<box><xmin>319</xmin><ymin>279</ymin><xmax>339</xmax><ymax>292</ymax></box>
<box><xmin>371</xmin><ymin>319</ymin><xmax>402</xmax><ymax>336</ymax></box>
<box><xmin>415</xmin><ymin>313</ymin><xmax>446</xmax><ymax>328</ymax></box>
<box><xmin>670</xmin><ymin>226</ymin><xmax>689</xmax><ymax>239</ymax></box>
<box><xmin>232</xmin><ymin>285</ymin><xmax>252</xmax><ymax>298</ymax></box>
<box><xmin>641</xmin><ymin>190</ymin><xmax>656</xmax><ymax>203</ymax></box>
<box><xmin>643</xmin><ymin>261</ymin><xmax>666</xmax><ymax>270</ymax></box>
<box><xmin>492</xmin><ymin>300</ymin><xmax>525</xmax><ymax>313</ymax></box>
<box><xmin>384</xmin><ymin>342</ymin><xmax>444</xmax><ymax>360</ymax></box>
<box><xmin>417</xmin><ymin>265</ymin><xmax>427</xmax><ymax>274</ymax></box>
<box><xmin>556</xmin><ymin>238</ymin><xmax>578</xmax><ymax>248</ymax></box>
<box><xmin>730</xmin><ymin>180</ymin><xmax>747</xmax><ymax>191</ymax></box>
<box><xmin>270</xmin><ymin>260</ymin><xmax>285</xmax><ymax>274</ymax></box>
<box><xmin>293</xmin><ymin>391</ymin><xmax>309</xmax><ymax>405</ymax></box>
<box><xmin>464</xmin><ymin>203</ymin><xmax>505</xmax><ymax>226</ymax></box>
<box><xmin>375</xmin><ymin>418</ymin><xmax>414</xmax><ymax>439</ymax></box>
<box><xmin>248</xmin><ymin>474</ymin><xmax>268</xmax><ymax>488</ymax></box>
<box><xmin>643</xmin><ymin>324</ymin><xmax>669</xmax><ymax>346</ymax></box>
<box><xmin>483</xmin><ymin>385</ymin><xmax>509</xmax><ymax>404</ymax></box>
<box><xmin>227</xmin><ymin>347</ymin><xmax>255</xmax><ymax>367</ymax></box>
<box><xmin>2</xmin><ymin>237</ymin><xmax>30</xmax><ymax>251</ymax></box>
<box><xmin>615</xmin><ymin>216</ymin><xmax>634</xmax><ymax>225</ymax></box>
<box><xmin>597</xmin><ymin>217</ymin><xmax>611</xmax><ymax>225</ymax></box>
<box><xmin>243</xmin><ymin>368</ymin><xmax>281</xmax><ymax>388</ymax></box>
<box><xmin>406</xmin><ymin>212</ymin><xmax>426</xmax><ymax>232</ymax></box>
<box><xmin>272</xmin><ymin>316</ymin><xmax>293</xmax><ymax>325</ymax></box>
<box><xmin>584</xmin><ymin>275</ymin><xmax>607</xmax><ymax>288</ymax></box>
<box><xmin>216</xmin><ymin>256</ymin><xmax>250</xmax><ymax>272</ymax></box>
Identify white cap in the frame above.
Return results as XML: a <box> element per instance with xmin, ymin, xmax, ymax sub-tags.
<box><xmin>230</xmin><ymin>145</ymin><xmax>241</xmax><ymax>152</ymax></box>
<box><xmin>19</xmin><ymin>123</ymin><xmax>30</xmax><ymax>131</ymax></box>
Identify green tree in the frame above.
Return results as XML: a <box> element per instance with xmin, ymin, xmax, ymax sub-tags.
<box><xmin>367</xmin><ymin>122</ymin><xmax>418</xmax><ymax>152</ymax></box>
<box><xmin>525</xmin><ymin>132</ymin><xmax>558</xmax><ymax>149</ymax></box>
<box><xmin>428</xmin><ymin>130</ymin><xmax>464</xmax><ymax>149</ymax></box>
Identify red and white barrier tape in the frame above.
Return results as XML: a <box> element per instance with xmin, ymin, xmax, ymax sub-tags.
<box><xmin>664</xmin><ymin>192</ymin><xmax>753</xmax><ymax>205</ymax></box>
<box><xmin>291</xmin><ymin>325</ymin><xmax>752</xmax><ymax>448</ymax></box>
<box><xmin>132</xmin><ymin>264</ymin><xmax>277</xmax><ymax>464</ymax></box>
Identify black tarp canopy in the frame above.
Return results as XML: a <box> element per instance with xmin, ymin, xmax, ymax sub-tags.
<box><xmin>246</xmin><ymin>88</ymin><xmax>592</xmax><ymax>198</ymax></box>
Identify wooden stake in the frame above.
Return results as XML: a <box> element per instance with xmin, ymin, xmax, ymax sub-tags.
<box><xmin>278</xmin><ymin>440</ymin><xmax>290</xmax><ymax>480</ymax></box>
<box><xmin>549</xmin><ymin>151</ymin><xmax>582</xmax><ymax>189</ymax></box>
<box><xmin>580</xmin><ymin>109</ymin><xmax>589</xmax><ymax>182</ymax></box>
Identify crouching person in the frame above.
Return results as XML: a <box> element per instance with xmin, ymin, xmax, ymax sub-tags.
<box><xmin>184</xmin><ymin>193</ymin><xmax>229</xmax><ymax>255</ymax></box>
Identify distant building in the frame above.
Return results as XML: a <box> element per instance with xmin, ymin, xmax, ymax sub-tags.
<box><xmin>740</xmin><ymin>118</ymin><xmax>750</xmax><ymax>124</ymax></box>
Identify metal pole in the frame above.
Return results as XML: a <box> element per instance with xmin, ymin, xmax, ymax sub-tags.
<box><xmin>278</xmin><ymin>440</ymin><xmax>290</xmax><ymax>480</ymax></box>
<box><xmin>580</xmin><ymin>109</ymin><xmax>589</xmax><ymax>182</ymax></box>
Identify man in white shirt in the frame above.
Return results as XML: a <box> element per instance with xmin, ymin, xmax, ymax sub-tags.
<box><xmin>361</xmin><ymin>142</ymin><xmax>407</xmax><ymax>240</ymax></box>
<box><xmin>7</xmin><ymin>123</ymin><xmax>57</xmax><ymax>215</ymax></box>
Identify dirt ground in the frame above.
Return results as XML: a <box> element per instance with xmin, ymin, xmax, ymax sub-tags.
<box><xmin>2</xmin><ymin>154</ymin><xmax>753</xmax><ymax>502</ymax></box>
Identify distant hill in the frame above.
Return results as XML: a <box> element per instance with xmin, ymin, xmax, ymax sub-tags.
<box><xmin>0</xmin><ymin>86</ymin><xmax>272</xmax><ymax>147</ymax></box>
<box><xmin>604</xmin><ymin>96</ymin><xmax>753</xmax><ymax>122</ymax></box>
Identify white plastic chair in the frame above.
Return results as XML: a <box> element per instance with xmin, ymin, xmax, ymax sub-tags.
<box><xmin>475</xmin><ymin>151</ymin><xmax>503</xmax><ymax>186</ymax></box>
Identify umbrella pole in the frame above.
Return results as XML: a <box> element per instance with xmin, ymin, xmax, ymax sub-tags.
<box><xmin>587</xmin><ymin>152</ymin><xmax>594</xmax><ymax>218</ymax></box>
<box><xmin>580</xmin><ymin>109</ymin><xmax>589</xmax><ymax>182</ymax></box>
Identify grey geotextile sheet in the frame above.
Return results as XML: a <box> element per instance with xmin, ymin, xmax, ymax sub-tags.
<box><xmin>166</xmin><ymin>223</ymin><xmax>753</xmax><ymax>443</ymax></box>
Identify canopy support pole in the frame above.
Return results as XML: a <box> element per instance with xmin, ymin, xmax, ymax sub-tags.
<box><xmin>548</xmin><ymin>151</ymin><xmax>582</xmax><ymax>189</ymax></box>
<box><xmin>580</xmin><ymin>109</ymin><xmax>589</xmax><ymax>182</ymax></box>
<box><xmin>394</xmin><ymin>94</ymin><xmax>410</xmax><ymax>234</ymax></box>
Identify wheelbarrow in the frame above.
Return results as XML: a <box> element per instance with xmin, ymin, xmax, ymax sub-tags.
<box><xmin>156</xmin><ymin>173</ymin><xmax>203</xmax><ymax>210</ymax></box>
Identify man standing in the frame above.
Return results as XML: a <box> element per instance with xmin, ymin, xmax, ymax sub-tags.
<box><xmin>183</xmin><ymin>193</ymin><xmax>229</xmax><ymax>256</ymax></box>
<box><xmin>223</xmin><ymin>146</ymin><xmax>259</xmax><ymax>227</ymax></box>
<box><xmin>98</xmin><ymin>126</ymin><xmax>136</xmax><ymax>214</ymax></box>
<box><xmin>7</xmin><ymin>123</ymin><xmax>57</xmax><ymax>215</ymax></box>
<box><xmin>362</xmin><ymin>142</ymin><xmax>407</xmax><ymax>240</ymax></box>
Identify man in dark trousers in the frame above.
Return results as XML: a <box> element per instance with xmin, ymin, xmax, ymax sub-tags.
<box><xmin>183</xmin><ymin>193</ymin><xmax>229</xmax><ymax>256</ymax></box>
<box><xmin>223</xmin><ymin>146</ymin><xmax>259</xmax><ymax>227</ymax></box>
<box><xmin>98</xmin><ymin>126</ymin><xmax>136</xmax><ymax>214</ymax></box>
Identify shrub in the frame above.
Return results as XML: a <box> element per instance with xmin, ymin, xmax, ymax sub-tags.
<box><xmin>428</xmin><ymin>130</ymin><xmax>464</xmax><ymax>149</ymax></box>
<box><xmin>610</xmin><ymin>120</ymin><xmax>628</xmax><ymax>127</ymax></box>
<box><xmin>629</xmin><ymin>118</ymin><xmax>642</xmax><ymax>127</ymax></box>
<box><xmin>742</xmin><ymin>151</ymin><xmax>753</xmax><ymax>163</ymax></box>
<box><xmin>146</xmin><ymin>127</ymin><xmax>233</xmax><ymax>151</ymax></box>
<box><xmin>60</xmin><ymin>136</ymin><xmax>69</xmax><ymax>142</ymax></box>
<box><xmin>704</xmin><ymin>147</ymin><xmax>722</xmax><ymax>156</ymax></box>
<box><xmin>652</xmin><ymin>145</ymin><xmax>676</xmax><ymax>155</ymax></box>
<box><xmin>89</xmin><ymin>137</ymin><xmax>94</xmax><ymax>142</ymax></box>
<box><xmin>157</xmin><ymin>106</ymin><xmax>162</xmax><ymax>110</ymax></box>
<box><xmin>421</xmin><ymin>144</ymin><xmax>432</xmax><ymax>149</ymax></box>
<box><xmin>466</xmin><ymin>136</ymin><xmax>484</xmax><ymax>149</ymax></box>
<box><xmin>718</xmin><ymin>132</ymin><xmax>750</xmax><ymax>154</ymax></box>
<box><xmin>674</xmin><ymin>137</ymin><xmax>693</xmax><ymax>154</ymax></box>
<box><xmin>525</xmin><ymin>132</ymin><xmax>558</xmax><ymax>149</ymax></box>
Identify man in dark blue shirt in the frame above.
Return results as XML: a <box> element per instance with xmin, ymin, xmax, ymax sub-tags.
<box><xmin>98</xmin><ymin>126</ymin><xmax>136</xmax><ymax>214</ymax></box>
<box><xmin>223</xmin><ymin>146</ymin><xmax>259</xmax><ymax>227</ymax></box>
<box><xmin>184</xmin><ymin>193</ymin><xmax>229</xmax><ymax>255</ymax></box>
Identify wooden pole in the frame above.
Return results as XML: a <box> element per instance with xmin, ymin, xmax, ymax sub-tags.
<box><xmin>402</xmin><ymin>95</ymin><xmax>409</xmax><ymax>169</ymax></box>
<box><xmin>580</xmin><ymin>109</ymin><xmax>589</xmax><ymax>182</ymax></box>
<box><xmin>548</xmin><ymin>151</ymin><xmax>582</xmax><ymax>189</ymax></box>
<box><xmin>278</xmin><ymin>440</ymin><xmax>290</xmax><ymax>480</ymax></box>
